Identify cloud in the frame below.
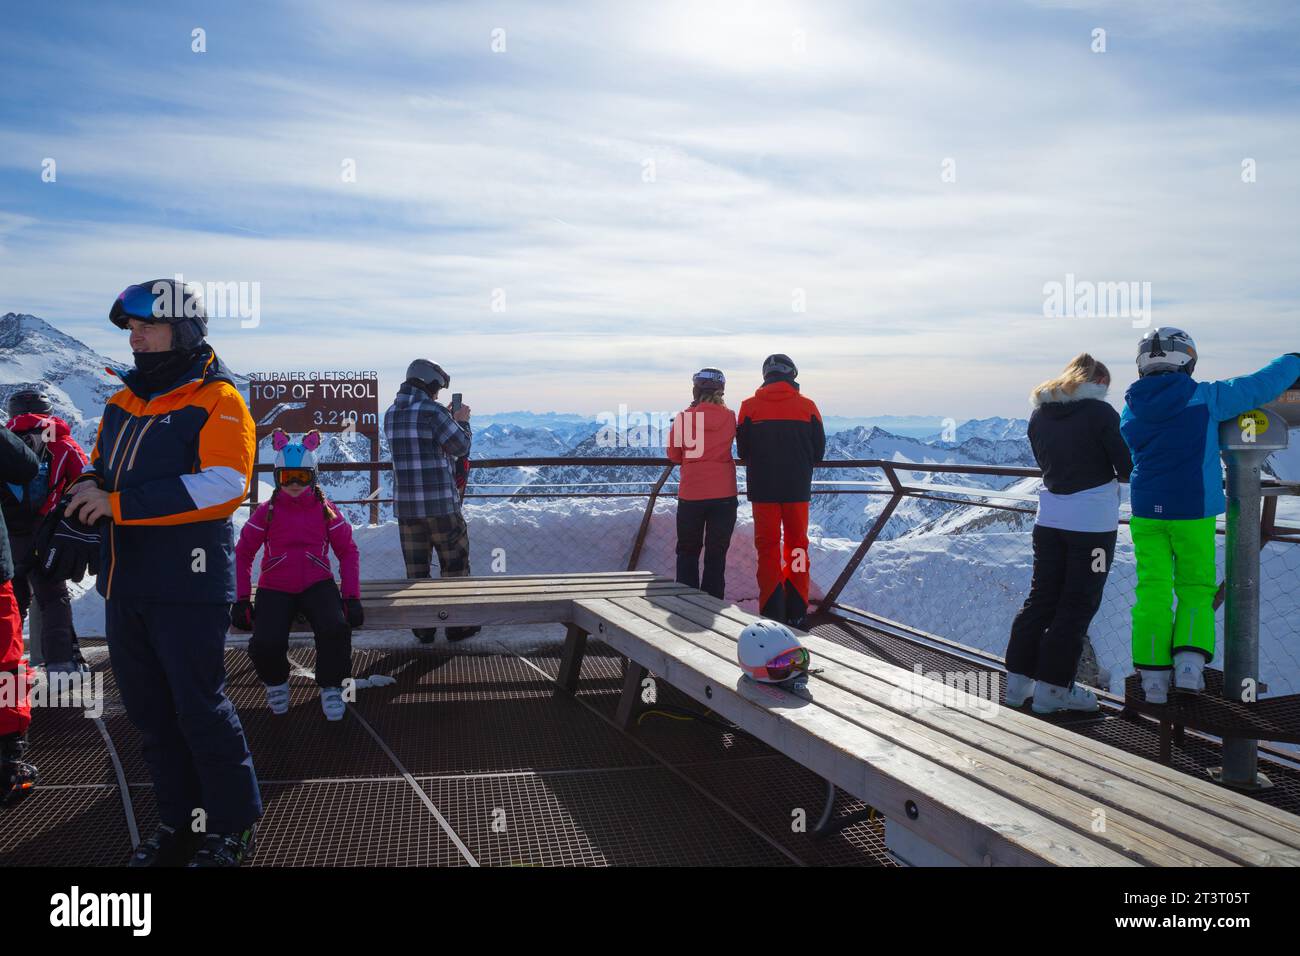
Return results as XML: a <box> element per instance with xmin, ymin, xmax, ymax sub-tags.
<box><xmin>0</xmin><ymin>0</ymin><xmax>1297</xmax><ymax>415</ymax></box>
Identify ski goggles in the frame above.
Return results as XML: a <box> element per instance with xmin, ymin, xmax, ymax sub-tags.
<box><xmin>110</xmin><ymin>283</ymin><xmax>165</xmax><ymax>325</ymax></box>
<box><xmin>754</xmin><ymin>646</ymin><xmax>810</xmax><ymax>683</ymax></box>
<box><xmin>275</xmin><ymin>467</ymin><xmax>316</xmax><ymax>486</ymax></box>
<box><xmin>692</xmin><ymin>368</ymin><xmax>726</xmax><ymax>390</ymax></box>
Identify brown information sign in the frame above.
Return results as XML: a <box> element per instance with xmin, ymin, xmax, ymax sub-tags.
<box><xmin>248</xmin><ymin>371</ymin><xmax>380</xmax><ymax>437</ymax></box>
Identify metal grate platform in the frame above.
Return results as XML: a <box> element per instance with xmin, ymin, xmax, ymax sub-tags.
<box><xmin>1</xmin><ymin>637</ymin><xmax>892</xmax><ymax>867</ymax></box>
<box><xmin>13</xmin><ymin>611</ymin><xmax>1292</xmax><ymax>866</ymax></box>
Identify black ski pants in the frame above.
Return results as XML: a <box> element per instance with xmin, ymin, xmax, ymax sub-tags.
<box><xmin>1005</xmin><ymin>524</ymin><xmax>1116</xmax><ymax>688</ymax></box>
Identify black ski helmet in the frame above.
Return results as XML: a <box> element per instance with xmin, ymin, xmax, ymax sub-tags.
<box><xmin>406</xmin><ymin>358</ymin><xmax>450</xmax><ymax>390</ymax></box>
<box><xmin>109</xmin><ymin>279</ymin><xmax>208</xmax><ymax>350</ymax></box>
<box><xmin>762</xmin><ymin>353</ymin><xmax>798</xmax><ymax>383</ymax></box>
<box><xmin>7</xmin><ymin>389</ymin><xmax>53</xmax><ymax>417</ymax></box>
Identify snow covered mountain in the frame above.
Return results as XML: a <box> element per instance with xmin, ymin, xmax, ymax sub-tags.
<box><xmin>0</xmin><ymin>313</ymin><xmax>123</xmax><ymax>452</ymax></box>
<box><xmin>925</xmin><ymin>416</ymin><xmax>1030</xmax><ymax>444</ymax></box>
<box><xmin>472</xmin><ymin>422</ymin><xmax>582</xmax><ymax>459</ymax></box>
<box><xmin>475</xmin><ymin>412</ymin><xmax>601</xmax><ymax>446</ymax></box>
<box><xmin>821</xmin><ymin>414</ymin><xmax>949</xmax><ymax>438</ymax></box>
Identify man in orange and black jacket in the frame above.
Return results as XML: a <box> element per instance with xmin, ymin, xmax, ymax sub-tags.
<box><xmin>735</xmin><ymin>354</ymin><xmax>825</xmax><ymax>628</ymax></box>
<box><xmin>66</xmin><ymin>280</ymin><xmax>260</xmax><ymax>867</ymax></box>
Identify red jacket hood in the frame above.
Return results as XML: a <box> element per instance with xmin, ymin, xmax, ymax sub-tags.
<box><xmin>6</xmin><ymin>413</ymin><xmax>72</xmax><ymax>438</ymax></box>
<box><xmin>752</xmin><ymin>381</ymin><xmax>801</xmax><ymax>402</ymax></box>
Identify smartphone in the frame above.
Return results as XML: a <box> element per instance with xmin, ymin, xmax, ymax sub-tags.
<box><xmin>450</xmin><ymin>392</ymin><xmax>463</xmax><ymax>412</ymax></box>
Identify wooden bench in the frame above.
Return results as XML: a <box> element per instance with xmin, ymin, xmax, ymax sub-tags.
<box><xmin>350</xmin><ymin>572</ymin><xmax>1300</xmax><ymax>867</ymax></box>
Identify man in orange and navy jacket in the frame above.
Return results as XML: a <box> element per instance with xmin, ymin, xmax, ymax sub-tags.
<box><xmin>736</xmin><ymin>354</ymin><xmax>825</xmax><ymax>628</ymax></box>
<box><xmin>66</xmin><ymin>279</ymin><xmax>260</xmax><ymax>867</ymax></box>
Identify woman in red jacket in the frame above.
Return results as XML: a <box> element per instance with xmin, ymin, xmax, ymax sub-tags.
<box><xmin>666</xmin><ymin>369</ymin><xmax>738</xmax><ymax>599</ymax></box>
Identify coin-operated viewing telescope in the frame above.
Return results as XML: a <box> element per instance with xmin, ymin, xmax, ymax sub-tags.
<box><xmin>1216</xmin><ymin>378</ymin><xmax>1300</xmax><ymax>788</ymax></box>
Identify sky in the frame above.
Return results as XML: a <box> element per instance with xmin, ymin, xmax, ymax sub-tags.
<box><xmin>2</xmin><ymin>0</ymin><xmax>1298</xmax><ymax>419</ymax></box>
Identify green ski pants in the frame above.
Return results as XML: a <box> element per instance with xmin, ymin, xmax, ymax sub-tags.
<box><xmin>1130</xmin><ymin>515</ymin><xmax>1217</xmax><ymax>669</ymax></box>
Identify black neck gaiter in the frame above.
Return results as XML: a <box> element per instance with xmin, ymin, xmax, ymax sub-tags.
<box><xmin>133</xmin><ymin>349</ymin><xmax>195</xmax><ymax>394</ymax></box>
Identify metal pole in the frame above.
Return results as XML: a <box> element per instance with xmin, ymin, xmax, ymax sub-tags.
<box><xmin>818</xmin><ymin>463</ymin><xmax>904</xmax><ymax>611</ymax></box>
<box><xmin>627</xmin><ymin>464</ymin><xmax>675</xmax><ymax>571</ymax></box>
<box><xmin>1215</xmin><ymin>400</ymin><xmax>1292</xmax><ymax>789</ymax></box>
<box><xmin>1221</xmin><ymin>453</ymin><xmax>1261</xmax><ymax>787</ymax></box>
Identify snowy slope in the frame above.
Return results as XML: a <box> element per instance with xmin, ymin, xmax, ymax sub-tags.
<box><xmin>0</xmin><ymin>313</ymin><xmax>122</xmax><ymax>451</ymax></box>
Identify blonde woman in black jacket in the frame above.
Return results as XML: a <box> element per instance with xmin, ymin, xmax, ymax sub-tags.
<box><xmin>1004</xmin><ymin>354</ymin><xmax>1132</xmax><ymax>714</ymax></box>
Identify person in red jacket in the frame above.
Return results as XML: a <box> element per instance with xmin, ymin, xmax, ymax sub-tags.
<box><xmin>735</xmin><ymin>355</ymin><xmax>825</xmax><ymax>627</ymax></box>
<box><xmin>666</xmin><ymin>369</ymin><xmax>738</xmax><ymax>599</ymax></box>
<box><xmin>231</xmin><ymin>430</ymin><xmax>362</xmax><ymax>722</ymax></box>
<box><xmin>2</xmin><ymin>391</ymin><xmax>90</xmax><ymax>674</ymax></box>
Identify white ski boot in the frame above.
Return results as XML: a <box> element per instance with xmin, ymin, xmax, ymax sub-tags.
<box><xmin>1173</xmin><ymin>651</ymin><xmax>1206</xmax><ymax>692</ymax></box>
<box><xmin>1005</xmin><ymin>673</ymin><xmax>1035</xmax><ymax>707</ymax></box>
<box><xmin>1140</xmin><ymin>669</ymin><xmax>1171</xmax><ymax>704</ymax></box>
<box><xmin>43</xmin><ymin>662</ymin><xmax>88</xmax><ymax>708</ymax></box>
<box><xmin>320</xmin><ymin>687</ymin><xmax>345</xmax><ymax>722</ymax></box>
<box><xmin>264</xmin><ymin>682</ymin><xmax>290</xmax><ymax>715</ymax></box>
<box><xmin>1031</xmin><ymin>682</ymin><xmax>1099</xmax><ymax>715</ymax></box>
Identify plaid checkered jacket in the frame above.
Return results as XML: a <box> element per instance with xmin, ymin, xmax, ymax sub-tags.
<box><xmin>383</xmin><ymin>382</ymin><xmax>472</xmax><ymax>518</ymax></box>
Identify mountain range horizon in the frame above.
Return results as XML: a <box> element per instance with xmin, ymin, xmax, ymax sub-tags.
<box><xmin>0</xmin><ymin>310</ymin><xmax>1033</xmax><ymax>436</ymax></box>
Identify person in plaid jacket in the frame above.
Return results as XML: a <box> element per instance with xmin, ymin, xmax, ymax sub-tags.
<box><xmin>383</xmin><ymin>359</ymin><xmax>476</xmax><ymax>642</ymax></box>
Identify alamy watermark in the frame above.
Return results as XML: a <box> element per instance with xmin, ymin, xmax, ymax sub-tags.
<box><xmin>889</xmin><ymin>664</ymin><xmax>1000</xmax><ymax>719</ymax></box>
<box><xmin>146</xmin><ymin>273</ymin><xmax>261</xmax><ymax>329</ymax></box>
<box><xmin>0</xmin><ymin>668</ymin><xmax>104</xmax><ymax>719</ymax></box>
<box><xmin>595</xmin><ymin>404</ymin><xmax>710</xmax><ymax>457</ymax></box>
<box><xmin>1042</xmin><ymin>273</ymin><xmax>1151</xmax><ymax>328</ymax></box>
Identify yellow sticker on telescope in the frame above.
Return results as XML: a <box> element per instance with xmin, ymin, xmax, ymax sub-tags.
<box><xmin>1238</xmin><ymin>410</ymin><xmax>1269</xmax><ymax>436</ymax></box>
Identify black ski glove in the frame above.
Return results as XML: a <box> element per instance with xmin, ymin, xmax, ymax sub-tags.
<box><xmin>344</xmin><ymin>598</ymin><xmax>364</xmax><ymax>628</ymax></box>
<box><xmin>230</xmin><ymin>600</ymin><xmax>254</xmax><ymax>631</ymax></box>
<box><xmin>35</xmin><ymin>497</ymin><xmax>102</xmax><ymax>584</ymax></box>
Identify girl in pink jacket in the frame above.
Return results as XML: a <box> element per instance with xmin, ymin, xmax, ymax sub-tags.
<box><xmin>231</xmin><ymin>430</ymin><xmax>362</xmax><ymax>721</ymax></box>
<box><xmin>666</xmin><ymin>368</ymin><xmax>738</xmax><ymax>599</ymax></box>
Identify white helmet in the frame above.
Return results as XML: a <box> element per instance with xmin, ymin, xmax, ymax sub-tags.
<box><xmin>738</xmin><ymin>619</ymin><xmax>810</xmax><ymax>684</ymax></box>
<box><xmin>1137</xmin><ymin>327</ymin><xmax>1197</xmax><ymax>377</ymax></box>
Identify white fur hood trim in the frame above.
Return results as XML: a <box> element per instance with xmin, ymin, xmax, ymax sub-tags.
<box><xmin>1031</xmin><ymin>380</ymin><xmax>1109</xmax><ymax>408</ymax></box>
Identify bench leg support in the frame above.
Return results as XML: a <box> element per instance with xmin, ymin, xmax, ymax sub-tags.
<box><xmin>813</xmin><ymin>779</ymin><xmax>876</xmax><ymax>839</ymax></box>
<box><xmin>616</xmin><ymin>657</ymin><xmax>649</xmax><ymax>731</ymax></box>
<box><xmin>554</xmin><ymin>623</ymin><xmax>590</xmax><ymax>696</ymax></box>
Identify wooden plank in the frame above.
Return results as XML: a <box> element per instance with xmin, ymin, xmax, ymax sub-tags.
<box><xmin>616</xmin><ymin>658</ymin><xmax>649</xmax><ymax>730</ymax></box>
<box><xmin>555</xmin><ymin>623</ymin><xmax>590</xmax><ymax>694</ymax></box>
<box><xmin>356</xmin><ymin>571</ymin><xmax>659</xmax><ymax>591</ymax></box>
<box><xmin>357</xmin><ymin>586</ymin><xmax>694</xmax><ymax>616</ymax></box>
<box><xmin>355</xmin><ymin>579</ymin><xmax>676</xmax><ymax>599</ymax></box>
<box><xmin>321</xmin><ymin>581</ymin><xmax>695</xmax><ymax>631</ymax></box>
<box><xmin>673</xmin><ymin>591</ymin><xmax>1300</xmax><ymax>853</ymax></box>
<box><xmin>358</xmin><ymin>602</ymin><xmax>573</xmax><ymax>629</ymax></box>
<box><xmin>613</xmin><ymin>596</ymin><xmax>1232</xmax><ymax>867</ymax></box>
<box><xmin>642</xmin><ymin>594</ymin><xmax>1294</xmax><ymax>866</ymax></box>
<box><xmin>571</xmin><ymin>597</ymin><xmax>1136</xmax><ymax>867</ymax></box>
<box><xmin>357</xmin><ymin>571</ymin><xmax>662</xmax><ymax>585</ymax></box>
<box><xmin>357</xmin><ymin>582</ymin><xmax>689</xmax><ymax>601</ymax></box>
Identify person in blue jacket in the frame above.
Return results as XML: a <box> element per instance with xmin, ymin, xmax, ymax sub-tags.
<box><xmin>1121</xmin><ymin>327</ymin><xmax>1300</xmax><ymax>703</ymax></box>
